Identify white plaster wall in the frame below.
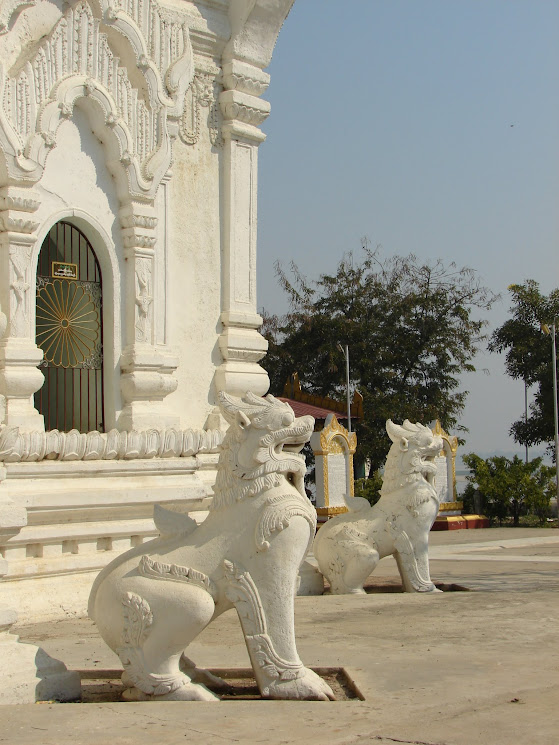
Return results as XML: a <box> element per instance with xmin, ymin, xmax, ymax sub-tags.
<box><xmin>165</xmin><ymin>128</ymin><xmax>223</xmax><ymax>428</ymax></box>
<box><xmin>33</xmin><ymin>108</ymin><xmax>120</xmax><ymax>246</ymax></box>
<box><xmin>33</xmin><ymin>105</ymin><xmax>124</xmax><ymax>427</ymax></box>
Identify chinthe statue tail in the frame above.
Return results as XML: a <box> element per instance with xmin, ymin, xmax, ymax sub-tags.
<box><xmin>343</xmin><ymin>493</ymin><xmax>371</xmax><ymax>514</ymax></box>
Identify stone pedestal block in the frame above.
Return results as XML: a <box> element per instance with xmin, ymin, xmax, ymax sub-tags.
<box><xmin>118</xmin><ymin>344</ymin><xmax>180</xmax><ymax>430</ymax></box>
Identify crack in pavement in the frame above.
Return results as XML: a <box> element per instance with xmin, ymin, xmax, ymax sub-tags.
<box><xmin>184</xmin><ymin>727</ymin><xmax>239</xmax><ymax>742</ymax></box>
<box><xmin>372</xmin><ymin>737</ymin><xmax>447</xmax><ymax>745</ymax></box>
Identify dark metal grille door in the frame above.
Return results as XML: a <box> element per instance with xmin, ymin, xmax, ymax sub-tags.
<box><xmin>34</xmin><ymin>222</ymin><xmax>104</xmax><ymax>433</ymax></box>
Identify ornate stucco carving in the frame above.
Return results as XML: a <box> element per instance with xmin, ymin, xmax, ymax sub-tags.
<box><xmin>0</xmin><ymin>0</ymin><xmax>294</xmax><ymax>192</ymax></box>
<box><xmin>122</xmin><ymin>235</ymin><xmax>157</xmax><ymax>249</ymax></box>
<box><xmin>0</xmin><ymin>189</ymin><xmax>40</xmax><ymax>341</ymax></box>
<box><xmin>0</xmin><ymin>187</ymin><xmax>44</xmax><ymax>430</ymax></box>
<box><xmin>117</xmin><ymin>591</ymin><xmax>193</xmax><ymax>699</ymax></box>
<box><xmin>314</xmin><ymin>415</ymin><xmax>357</xmax><ymax>456</ymax></box>
<box><xmin>222</xmin><ymin>60</ymin><xmax>269</xmax><ymax>97</ymax></box>
<box><xmin>0</xmin><ymin>0</ymin><xmax>194</xmax><ymax>198</ymax></box>
<box><xmin>220</xmin><ymin>90</ymin><xmax>270</xmax><ymax>127</ymax></box>
<box><xmin>0</xmin><ymin>194</ymin><xmax>40</xmax><ymax>212</ymax></box>
<box><xmin>180</xmin><ymin>69</ymin><xmax>222</xmax><ymax>147</ymax></box>
<box><xmin>0</xmin><ymin>423</ymin><xmax>224</xmax><ymax>462</ymax></box>
<box><xmin>134</xmin><ymin>258</ymin><xmax>153</xmax><ymax>342</ymax></box>
<box><xmin>255</xmin><ymin>494</ymin><xmax>316</xmax><ymax>552</ymax></box>
<box><xmin>0</xmin><ymin>0</ymin><xmax>36</xmax><ymax>35</ymax></box>
<box><xmin>0</xmin><ymin>215</ymin><xmax>38</xmax><ymax>233</ymax></box>
<box><xmin>120</xmin><ymin>214</ymin><xmax>158</xmax><ymax>230</ymax></box>
<box><xmin>8</xmin><ymin>244</ymin><xmax>31</xmax><ymax>337</ymax></box>
<box><xmin>224</xmin><ymin>346</ymin><xmax>267</xmax><ymax>362</ymax></box>
<box><xmin>117</xmin><ymin>195</ymin><xmax>177</xmax><ymax>430</ymax></box>
<box><xmin>138</xmin><ymin>555</ymin><xmax>217</xmax><ymax>597</ymax></box>
<box><xmin>0</xmin><ymin>0</ymin><xmax>294</xmax><ymax>423</ymax></box>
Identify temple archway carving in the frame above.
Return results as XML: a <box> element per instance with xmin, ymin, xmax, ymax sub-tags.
<box><xmin>0</xmin><ymin>0</ymin><xmax>194</xmax><ymax>199</ymax></box>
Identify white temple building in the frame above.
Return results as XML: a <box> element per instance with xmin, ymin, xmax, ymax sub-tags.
<box><xmin>0</xmin><ymin>0</ymin><xmax>294</xmax><ymax>619</ymax></box>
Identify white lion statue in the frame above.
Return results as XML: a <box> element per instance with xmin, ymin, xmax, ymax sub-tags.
<box><xmin>313</xmin><ymin>419</ymin><xmax>443</xmax><ymax>595</ymax></box>
<box><xmin>88</xmin><ymin>392</ymin><xmax>334</xmax><ymax>701</ymax></box>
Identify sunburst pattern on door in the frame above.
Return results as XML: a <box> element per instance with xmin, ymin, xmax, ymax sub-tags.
<box><xmin>35</xmin><ymin>221</ymin><xmax>104</xmax><ymax>433</ymax></box>
<box><xmin>36</xmin><ymin>280</ymin><xmax>101</xmax><ymax>368</ymax></box>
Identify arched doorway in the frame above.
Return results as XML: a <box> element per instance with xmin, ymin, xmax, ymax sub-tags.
<box><xmin>34</xmin><ymin>221</ymin><xmax>104</xmax><ymax>433</ymax></box>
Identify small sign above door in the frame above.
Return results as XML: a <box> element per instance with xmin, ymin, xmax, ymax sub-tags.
<box><xmin>52</xmin><ymin>261</ymin><xmax>78</xmax><ymax>279</ymax></box>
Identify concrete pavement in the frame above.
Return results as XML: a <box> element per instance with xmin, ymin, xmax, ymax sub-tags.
<box><xmin>3</xmin><ymin>528</ymin><xmax>559</xmax><ymax>745</ymax></box>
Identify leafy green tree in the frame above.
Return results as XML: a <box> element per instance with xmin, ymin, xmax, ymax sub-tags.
<box><xmin>463</xmin><ymin>453</ymin><xmax>555</xmax><ymax>525</ymax></box>
<box><xmin>354</xmin><ymin>471</ymin><xmax>383</xmax><ymax>506</ymax></box>
<box><xmin>489</xmin><ymin>281</ymin><xmax>559</xmax><ymax>455</ymax></box>
<box><xmin>527</xmin><ymin>468</ymin><xmax>556</xmax><ymax>524</ymax></box>
<box><xmin>261</xmin><ymin>245</ymin><xmax>496</xmax><ymax>473</ymax></box>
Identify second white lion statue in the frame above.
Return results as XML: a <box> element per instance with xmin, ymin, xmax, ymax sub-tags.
<box><xmin>313</xmin><ymin>419</ymin><xmax>443</xmax><ymax>595</ymax></box>
<box><xmin>89</xmin><ymin>392</ymin><xmax>334</xmax><ymax>701</ymax></box>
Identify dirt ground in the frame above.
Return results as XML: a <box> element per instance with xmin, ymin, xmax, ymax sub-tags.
<box><xmin>3</xmin><ymin>528</ymin><xmax>559</xmax><ymax>745</ymax></box>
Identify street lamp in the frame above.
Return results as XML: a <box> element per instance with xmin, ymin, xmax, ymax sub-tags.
<box><xmin>524</xmin><ymin>378</ymin><xmax>529</xmax><ymax>463</ymax></box>
<box><xmin>337</xmin><ymin>343</ymin><xmax>352</xmax><ymax>434</ymax></box>
<box><xmin>541</xmin><ymin>319</ymin><xmax>559</xmax><ymax>508</ymax></box>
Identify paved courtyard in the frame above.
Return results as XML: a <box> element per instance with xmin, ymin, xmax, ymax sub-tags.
<box><xmin>3</xmin><ymin>528</ymin><xmax>559</xmax><ymax>745</ymax></box>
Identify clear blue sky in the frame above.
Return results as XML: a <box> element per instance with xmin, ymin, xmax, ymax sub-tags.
<box><xmin>256</xmin><ymin>0</ymin><xmax>559</xmax><ymax>457</ymax></box>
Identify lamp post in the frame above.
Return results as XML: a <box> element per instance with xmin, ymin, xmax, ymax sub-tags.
<box><xmin>337</xmin><ymin>343</ymin><xmax>352</xmax><ymax>434</ymax></box>
<box><xmin>524</xmin><ymin>379</ymin><xmax>528</xmax><ymax>463</ymax></box>
<box><xmin>541</xmin><ymin>320</ymin><xmax>559</xmax><ymax>507</ymax></box>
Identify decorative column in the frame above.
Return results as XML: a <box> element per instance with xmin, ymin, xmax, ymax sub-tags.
<box><xmin>0</xmin><ymin>188</ymin><xmax>45</xmax><ymax>431</ymax></box>
<box><xmin>117</xmin><ymin>202</ymin><xmax>179</xmax><ymax>431</ymax></box>
<box><xmin>214</xmin><ymin>60</ymin><xmax>271</xmax><ymax>397</ymax></box>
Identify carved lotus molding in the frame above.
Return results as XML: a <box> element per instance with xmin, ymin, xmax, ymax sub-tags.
<box><xmin>0</xmin><ymin>425</ymin><xmax>224</xmax><ymax>463</ymax></box>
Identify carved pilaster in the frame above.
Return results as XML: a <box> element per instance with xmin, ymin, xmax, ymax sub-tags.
<box><xmin>117</xmin><ymin>203</ymin><xmax>179</xmax><ymax>431</ymax></box>
<box><xmin>179</xmin><ymin>65</ymin><xmax>223</xmax><ymax>148</ymax></box>
<box><xmin>0</xmin><ymin>188</ymin><xmax>44</xmax><ymax>431</ymax></box>
<box><xmin>215</xmin><ymin>60</ymin><xmax>271</xmax><ymax>398</ymax></box>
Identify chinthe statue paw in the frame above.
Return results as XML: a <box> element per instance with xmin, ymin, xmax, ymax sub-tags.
<box><xmin>417</xmin><ymin>583</ymin><xmax>443</xmax><ymax>593</ymax></box>
<box><xmin>263</xmin><ymin>668</ymin><xmax>335</xmax><ymax>701</ymax></box>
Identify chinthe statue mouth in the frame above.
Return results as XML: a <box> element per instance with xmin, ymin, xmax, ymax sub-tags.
<box><xmin>277</xmin><ymin>439</ymin><xmax>306</xmax><ymax>456</ymax></box>
<box><xmin>420</xmin><ymin>454</ymin><xmax>438</xmax><ymax>486</ymax></box>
